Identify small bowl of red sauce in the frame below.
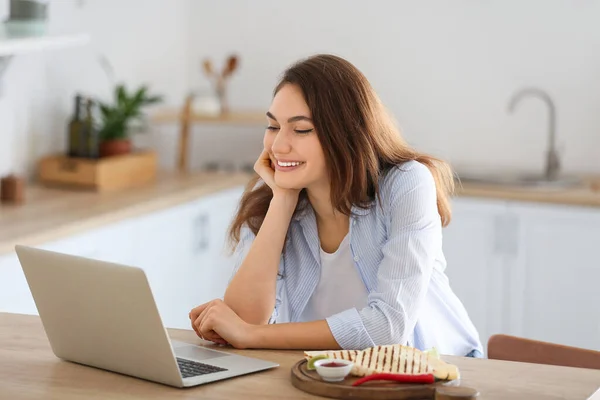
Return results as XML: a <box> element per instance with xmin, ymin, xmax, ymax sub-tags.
<box><xmin>313</xmin><ymin>359</ymin><xmax>354</xmax><ymax>382</ymax></box>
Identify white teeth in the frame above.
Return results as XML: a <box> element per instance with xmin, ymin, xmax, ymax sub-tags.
<box><xmin>278</xmin><ymin>161</ymin><xmax>304</xmax><ymax>167</ymax></box>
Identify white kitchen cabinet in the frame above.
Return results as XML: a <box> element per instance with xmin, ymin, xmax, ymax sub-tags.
<box><xmin>169</xmin><ymin>186</ymin><xmax>244</xmax><ymax>329</ymax></box>
<box><xmin>39</xmin><ymin>219</ymin><xmax>137</xmax><ymax>265</ymax></box>
<box><xmin>0</xmin><ymin>185</ymin><xmax>244</xmax><ymax>326</ymax></box>
<box><xmin>444</xmin><ymin>195</ymin><xmax>600</xmax><ymax>355</ymax></box>
<box><xmin>131</xmin><ymin>186</ymin><xmax>244</xmax><ymax>329</ymax></box>
<box><xmin>200</xmin><ymin>186</ymin><xmax>245</xmax><ymax>300</ymax></box>
<box><xmin>0</xmin><ymin>252</ymin><xmax>37</xmax><ymax>315</ymax></box>
<box><xmin>507</xmin><ymin>202</ymin><xmax>600</xmax><ymax>351</ymax></box>
<box><xmin>0</xmin><ymin>218</ymin><xmax>137</xmax><ymax>315</ymax></box>
<box><xmin>0</xmin><ymin>185</ymin><xmax>244</xmax><ymax>327</ymax></box>
<box><xmin>442</xmin><ymin>197</ymin><xmax>510</xmax><ymax>354</ymax></box>
<box><xmin>131</xmin><ymin>199</ymin><xmax>202</xmax><ymax>329</ymax></box>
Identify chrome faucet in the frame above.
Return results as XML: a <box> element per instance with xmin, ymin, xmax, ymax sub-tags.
<box><xmin>508</xmin><ymin>87</ymin><xmax>560</xmax><ymax>181</ymax></box>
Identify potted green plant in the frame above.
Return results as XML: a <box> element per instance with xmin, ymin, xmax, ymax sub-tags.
<box><xmin>97</xmin><ymin>84</ymin><xmax>163</xmax><ymax>158</ymax></box>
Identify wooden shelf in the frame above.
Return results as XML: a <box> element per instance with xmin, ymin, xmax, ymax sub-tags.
<box><xmin>0</xmin><ymin>33</ymin><xmax>90</xmax><ymax>57</ymax></box>
<box><xmin>151</xmin><ymin>101</ymin><xmax>266</xmax><ymax>173</ymax></box>
<box><xmin>151</xmin><ymin>109</ymin><xmax>266</xmax><ymax>125</ymax></box>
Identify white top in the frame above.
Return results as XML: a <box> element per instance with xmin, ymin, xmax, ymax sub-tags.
<box><xmin>299</xmin><ymin>233</ymin><xmax>369</xmax><ymax>322</ymax></box>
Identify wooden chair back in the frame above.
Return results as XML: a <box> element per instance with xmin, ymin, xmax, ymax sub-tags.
<box><xmin>488</xmin><ymin>334</ymin><xmax>600</xmax><ymax>370</ymax></box>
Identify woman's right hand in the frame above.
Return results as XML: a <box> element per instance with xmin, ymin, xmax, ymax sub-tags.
<box><xmin>254</xmin><ymin>149</ymin><xmax>301</xmax><ymax>201</ymax></box>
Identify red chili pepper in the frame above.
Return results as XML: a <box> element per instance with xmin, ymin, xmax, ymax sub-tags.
<box><xmin>352</xmin><ymin>373</ymin><xmax>435</xmax><ymax>386</ymax></box>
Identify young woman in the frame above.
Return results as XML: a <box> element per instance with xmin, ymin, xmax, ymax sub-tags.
<box><xmin>189</xmin><ymin>54</ymin><xmax>483</xmax><ymax>357</ymax></box>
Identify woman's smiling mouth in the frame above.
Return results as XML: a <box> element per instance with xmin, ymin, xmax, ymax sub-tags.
<box><xmin>274</xmin><ymin>159</ymin><xmax>306</xmax><ymax>171</ymax></box>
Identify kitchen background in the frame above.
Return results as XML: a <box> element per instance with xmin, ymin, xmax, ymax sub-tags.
<box><xmin>1</xmin><ymin>0</ymin><xmax>600</xmax><ymax>176</ymax></box>
<box><xmin>1</xmin><ymin>0</ymin><xmax>599</xmax><ymax>357</ymax></box>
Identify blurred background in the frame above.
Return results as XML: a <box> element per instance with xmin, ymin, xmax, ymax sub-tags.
<box><xmin>0</xmin><ymin>0</ymin><xmax>599</xmax><ymax>357</ymax></box>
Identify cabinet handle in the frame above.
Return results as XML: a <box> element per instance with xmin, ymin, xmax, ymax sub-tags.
<box><xmin>492</xmin><ymin>213</ymin><xmax>520</xmax><ymax>257</ymax></box>
<box><xmin>195</xmin><ymin>213</ymin><xmax>209</xmax><ymax>252</ymax></box>
<box><xmin>505</xmin><ymin>212</ymin><xmax>519</xmax><ymax>257</ymax></box>
<box><xmin>492</xmin><ymin>214</ymin><xmax>503</xmax><ymax>256</ymax></box>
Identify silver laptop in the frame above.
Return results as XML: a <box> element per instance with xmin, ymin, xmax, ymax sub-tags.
<box><xmin>14</xmin><ymin>245</ymin><xmax>279</xmax><ymax>388</ymax></box>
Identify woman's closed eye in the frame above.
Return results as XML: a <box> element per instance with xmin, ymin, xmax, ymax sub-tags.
<box><xmin>266</xmin><ymin>126</ymin><xmax>314</xmax><ymax>135</ymax></box>
<box><xmin>294</xmin><ymin>128</ymin><xmax>314</xmax><ymax>134</ymax></box>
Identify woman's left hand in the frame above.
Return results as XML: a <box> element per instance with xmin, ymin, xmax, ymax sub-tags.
<box><xmin>189</xmin><ymin>299</ymin><xmax>257</xmax><ymax>349</ymax></box>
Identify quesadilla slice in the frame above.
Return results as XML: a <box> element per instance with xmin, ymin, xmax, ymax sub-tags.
<box><xmin>304</xmin><ymin>344</ymin><xmax>459</xmax><ymax>380</ymax></box>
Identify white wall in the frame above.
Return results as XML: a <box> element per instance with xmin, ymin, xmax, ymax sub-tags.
<box><xmin>2</xmin><ymin>1</ymin><xmax>600</xmax><ymax>178</ymax></box>
<box><xmin>187</xmin><ymin>0</ymin><xmax>600</xmax><ymax>175</ymax></box>
<box><xmin>0</xmin><ymin>0</ymin><xmax>191</xmax><ymax>178</ymax></box>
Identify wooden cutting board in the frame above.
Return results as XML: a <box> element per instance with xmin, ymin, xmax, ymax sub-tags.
<box><xmin>290</xmin><ymin>359</ymin><xmax>479</xmax><ymax>400</ymax></box>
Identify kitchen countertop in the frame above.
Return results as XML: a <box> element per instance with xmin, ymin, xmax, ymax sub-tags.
<box><xmin>2</xmin><ymin>313</ymin><xmax>600</xmax><ymax>399</ymax></box>
<box><xmin>1</xmin><ymin>170</ymin><xmax>600</xmax><ymax>256</ymax></box>
<box><xmin>455</xmin><ymin>176</ymin><xmax>600</xmax><ymax>208</ymax></box>
<box><xmin>0</xmin><ymin>171</ymin><xmax>252</xmax><ymax>256</ymax></box>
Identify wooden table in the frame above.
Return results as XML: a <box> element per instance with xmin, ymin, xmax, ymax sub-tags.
<box><xmin>1</xmin><ymin>313</ymin><xmax>599</xmax><ymax>399</ymax></box>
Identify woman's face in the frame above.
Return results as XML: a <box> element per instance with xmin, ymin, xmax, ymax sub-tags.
<box><xmin>264</xmin><ymin>84</ymin><xmax>328</xmax><ymax>191</ymax></box>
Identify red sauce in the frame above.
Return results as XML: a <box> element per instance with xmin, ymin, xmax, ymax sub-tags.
<box><xmin>321</xmin><ymin>362</ymin><xmax>347</xmax><ymax>368</ymax></box>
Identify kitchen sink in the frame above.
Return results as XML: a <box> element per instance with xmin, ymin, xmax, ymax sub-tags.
<box><xmin>454</xmin><ymin>173</ymin><xmax>584</xmax><ymax>190</ymax></box>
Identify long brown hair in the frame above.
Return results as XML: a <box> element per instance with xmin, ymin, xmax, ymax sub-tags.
<box><xmin>228</xmin><ymin>54</ymin><xmax>455</xmax><ymax>248</ymax></box>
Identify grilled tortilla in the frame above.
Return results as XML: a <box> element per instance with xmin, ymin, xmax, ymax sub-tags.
<box><xmin>304</xmin><ymin>344</ymin><xmax>459</xmax><ymax>380</ymax></box>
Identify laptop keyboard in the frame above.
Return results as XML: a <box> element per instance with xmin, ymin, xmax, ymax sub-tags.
<box><xmin>177</xmin><ymin>357</ymin><xmax>228</xmax><ymax>378</ymax></box>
